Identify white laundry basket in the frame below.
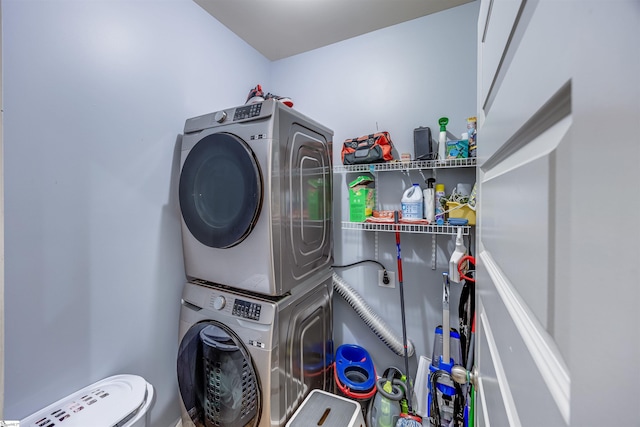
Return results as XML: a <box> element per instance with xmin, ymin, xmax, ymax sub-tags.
<box><xmin>20</xmin><ymin>374</ymin><xmax>154</xmax><ymax>427</ymax></box>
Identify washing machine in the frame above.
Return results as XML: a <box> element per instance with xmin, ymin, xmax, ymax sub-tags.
<box><xmin>179</xmin><ymin>99</ymin><xmax>333</xmax><ymax>296</ymax></box>
<box><xmin>176</xmin><ymin>271</ymin><xmax>334</xmax><ymax>427</ymax></box>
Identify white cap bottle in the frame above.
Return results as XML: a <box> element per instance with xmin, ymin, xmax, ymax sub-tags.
<box><xmin>401</xmin><ymin>183</ymin><xmax>423</xmax><ymax>220</ymax></box>
<box><xmin>449</xmin><ymin>227</ymin><xmax>468</xmax><ymax>283</ymax></box>
<box><xmin>438</xmin><ymin>117</ymin><xmax>449</xmax><ymax>161</ymax></box>
<box><xmin>423</xmin><ymin>178</ymin><xmax>435</xmax><ymax>222</ymax></box>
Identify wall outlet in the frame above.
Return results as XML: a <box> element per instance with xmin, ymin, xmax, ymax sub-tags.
<box><xmin>378</xmin><ymin>270</ymin><xmax>396</xmax><ymax>288</ymax></box>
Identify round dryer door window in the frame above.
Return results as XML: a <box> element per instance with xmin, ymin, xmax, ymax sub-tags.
<box><xmin>177</xmin><ymin>322</ymin><xmax>261</xmax><ymax>427</ymax></box>
<box><xmin>179</xmin><ymin>132</ymin><xmax>263</xmax><ymax>248</ymax></box>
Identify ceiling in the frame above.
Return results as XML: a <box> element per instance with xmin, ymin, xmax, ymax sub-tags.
<box><xmin>194</xmin><ymin>0</ymin><xmax>474</xmax><ymax>61</ymax></box>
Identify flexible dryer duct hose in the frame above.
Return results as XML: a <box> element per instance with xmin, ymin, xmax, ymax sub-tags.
<box><xmin>332</xmin><ymin>272</ymin><xmax>415</xmax><ymax>357</ymax></box>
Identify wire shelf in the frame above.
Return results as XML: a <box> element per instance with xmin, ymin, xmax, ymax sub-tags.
<box><xmin>333</xmin><ymin>158</ymin><xmax>476</xmax><ymax>173</ymax></box>
<box><xmin>341</xmin><ymin>221</ymin><xmax>470</xmax><ymax>235</ymax></box>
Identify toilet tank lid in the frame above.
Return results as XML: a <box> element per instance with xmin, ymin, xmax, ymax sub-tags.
<box><xmin>20</xmin><ymin>374</ymin><xmax>152</xmax><ymax>427</ymax></box>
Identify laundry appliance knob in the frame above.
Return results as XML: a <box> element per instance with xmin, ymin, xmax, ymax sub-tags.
<box><xmin>213</xmin><ymin>296</ymin><xmax>226</xmax><ymax>310</ymax></box>
<box><xmin>214</xmin><ymin>110</ymin><xmax>227</xmax><ymax>123</ymax></box>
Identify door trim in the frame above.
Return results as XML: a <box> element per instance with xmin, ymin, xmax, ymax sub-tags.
<box><xmin>480</xmin><ymin>306</ymin><xmax>521</xmax><ymax>427</ymax></box>
<box><xmin>481</xmin><ymin>250</ymin><xmax>570</xmax><ymax>423</ymax></box>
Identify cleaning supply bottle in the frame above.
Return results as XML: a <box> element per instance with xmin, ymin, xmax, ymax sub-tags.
<box><xmin>449</xmin><ymin>227</ymin><xmax>468</xmax><ymax>283</ymax></box>
<box><xmin>434</xmin><ymin>183</ymin><xmax>446</xmax><ymax>225</ymax></box>
<box><xmin>423</xmin><ymin>178</ymin><xmax>436</xmax><ymax>223</ymax></box>
<box><xmin>460</xmin><ymin>132</ymin><xmax>469</xmax><ymax>158</ymax></box>
<box><xmin>401</xmin><ymin>183</ymin><xmax>423</xmax><ymax>220</ymax></box>
<box><xmin>468</xmin><ymin>182</ymin><xmax>477</xmax><ymax>210</ymax></box>
<box><xmin>438</xmin><ymin>117</ymin><xmax>449</xmax><ymax>161</ymax></box>
<box><xmin>467</xmin><ymin>116</ymin><xmax>477</xmax><ymax>158</ymax></box>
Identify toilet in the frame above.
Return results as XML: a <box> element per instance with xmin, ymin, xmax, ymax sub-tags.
<box><xmin>20</xmin><ymin>374</ymin><xmax>154</xmax><ymax>427</ymax></box>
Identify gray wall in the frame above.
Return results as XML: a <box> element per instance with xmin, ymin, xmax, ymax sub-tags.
<box><xmin>3</xmin><ymin>0</ymin><xmax>478</xmax><ymax>425</ymax></box>
<box><xmin>271</xmin><ymin>2</ymin><xmax>478</xmax><ymax>376</ymax></box>
<box><xmin>3</xmin><ymin>0</ymin><xmax>269</xmax><ymax>424</ymax></box>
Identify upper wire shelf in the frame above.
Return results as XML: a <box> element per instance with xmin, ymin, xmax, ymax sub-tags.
<box><xmin>333</xmin><ymin>158</ymin><xmax>476</xmax><ymax>173</ymax></box>
<box><xmin>341</xmin><ymin>221</ymin><xmax>470</xmax><ymax>235</ymax></box>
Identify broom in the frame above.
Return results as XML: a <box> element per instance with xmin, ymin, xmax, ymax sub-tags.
<box><xmin>393</xmin><ymin>211</ymin><xmax>422</xmax><ymax>427</ymax></box>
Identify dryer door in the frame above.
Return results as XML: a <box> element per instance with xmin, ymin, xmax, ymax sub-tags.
<box><xmin>179</xmin><ymin>132</ymin><xmax>263</xmax><ymax>248</ymax></box>
<box><xmin>177</xmin><ymin>322</ymin><xmax>260</xmax><ymax>427</ymax></box>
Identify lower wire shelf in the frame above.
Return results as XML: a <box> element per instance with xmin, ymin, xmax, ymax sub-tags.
<box><xmin>341</xmin><ymin>221</ymin><xmax>470</xmax><ymax>235</ymax></box>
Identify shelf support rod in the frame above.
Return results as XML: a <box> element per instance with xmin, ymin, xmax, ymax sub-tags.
<box><xmin>375</xmin><ymin>229</ymin><xmax>379</xmax><ymax>263</ymax></box>
<box><xmin>431</xmin><ymin>234</ymin><xmax>437</xmax><ymax>270</ymax></box>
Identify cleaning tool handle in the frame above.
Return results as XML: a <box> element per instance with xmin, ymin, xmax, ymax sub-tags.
<box><xmin>394</xmin><ymin>211</ymin><xmax>403</xmax><ymax>283</ymax></box>
<box><xmin>394</xmin><ymin>210</ymin><xmax>413</xmax><ymax>415</ymax></box>
<box><xmin>442</xmin><ymin>272</ymin><xmax>450</xmax><ymax>366</ymax></box>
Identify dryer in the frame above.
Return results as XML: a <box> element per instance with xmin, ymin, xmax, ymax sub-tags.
<box><xmin>179</xmin><ymin>99</ymin><xmax>333</xmax><ymax>296</ymax></box>
<box><xmin>176</xmin><ymin>272</ymin><xmax>334</xmax><ymax>427</ymax></box>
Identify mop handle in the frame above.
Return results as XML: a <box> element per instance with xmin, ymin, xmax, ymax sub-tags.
<box><xmin>442</xmin><ymin>272</ymin><xmax>450</xmax><ymax>366</ymax></box>
<box><xmin>394</xmin><ymin>212</ymin><xmax>403</xmax><ymax>283</ymax></box>
<box><xmin>394</xmin><ymin>211</ymin><xmax>413</xmax><ymax>413</ymax></box>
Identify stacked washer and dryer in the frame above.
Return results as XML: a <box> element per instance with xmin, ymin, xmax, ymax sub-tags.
<box><xmin>176</xmin><ymin>99</ymin><xmax>335</xmax><ymax>427</ymax></box>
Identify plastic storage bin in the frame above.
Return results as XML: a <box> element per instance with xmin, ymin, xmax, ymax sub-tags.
<box><xmin>446</xmin><ymin>202</ymin><xmax>476</xmax><ymax>225</ymax></box>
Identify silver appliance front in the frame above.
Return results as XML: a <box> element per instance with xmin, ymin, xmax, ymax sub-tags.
<box><xmin>179</xmin><ymin>100</ymin><xmax>333</xmax><ymax>296</ymax></box>
<box><xmin>176</xmin><ymin>272</ymin><xmax>334</xmax><ymax>427</ymax></box>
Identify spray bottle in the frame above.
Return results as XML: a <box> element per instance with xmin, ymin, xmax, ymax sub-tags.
<box><xmin>423</xmin><ymin>178</ymin><xmax>436</xmax><ymax>223</ymax></box>
<box><xmin>449</xmin><ymin>227</ymin><xmax>468</xmax><ymax>283</ymax></box>
<box><xmin>434</xmin><ymin>183</ymin><xmax>446</xmax><ymax>225</ymax></box>
<box><xmin>438</xmin><ymin>117</ymin><xmax>449</xmax><ymax>161</ymax></box>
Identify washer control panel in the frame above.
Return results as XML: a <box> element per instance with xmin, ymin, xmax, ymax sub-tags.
<box><xmin>232</xmin><ymin>299</ymin><xmax>262</xmax><ymax>321</ymax></box>
<box><xmin>233</xmin><ymin>103</ymin><xmax>262</xmax><ymax>121</ymax></box>
<box><xmin>188</xmin><ymin>280</ymin><xmax>274</xmax><ymax>325</ymax></box>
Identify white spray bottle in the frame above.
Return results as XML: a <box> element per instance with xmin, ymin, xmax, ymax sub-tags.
<box><xmin>449</xmin><ymin>227</ymin><xmax>467</xmax><ymax>283</ymax></box>
<box><xmin>423</xmin><ymin>178</ymin><xmax>436</xmax><ymax>222</ymax></box>
<box><xmin>438</xmin><ymin>117</ymin><xmax>449</xmax><ymax>161</ymax></box>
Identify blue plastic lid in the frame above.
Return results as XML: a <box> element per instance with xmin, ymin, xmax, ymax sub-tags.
<box><xmin>335</xmin><ymin>344</ymin><xmax>376</xmax><ymax>392</ymax></box>
<box><xmin>448</xmin><ymin>218</ymin><xmax>468</xmax><ymax>226</ymax></box>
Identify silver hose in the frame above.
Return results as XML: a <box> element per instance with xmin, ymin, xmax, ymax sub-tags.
<box><xmin>333</xmin><ymin>272</ymin><xmax>415</xmax><ymax>357</ymax></box>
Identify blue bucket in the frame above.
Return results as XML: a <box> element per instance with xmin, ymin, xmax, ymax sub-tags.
<box><xmin>335</xmin><ymin>344</ymin><xmax>376</xmax><ymax>393</ymax></box>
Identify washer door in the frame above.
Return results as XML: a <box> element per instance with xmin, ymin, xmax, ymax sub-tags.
<box><xmin>177</xmin><ymin>322</ymin><xmax>261</xmax><ymax>427</ymax></box>
<box><xmin>179</xmin><ymin>132</ymin><xmax>263</xmax><ymax>248</ymax></box>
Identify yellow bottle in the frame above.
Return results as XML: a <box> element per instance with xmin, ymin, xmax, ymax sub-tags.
<box><xmin>434</xmin><ymin>183</ymin><xmax>446</xmax><ymax>225</ymax></box>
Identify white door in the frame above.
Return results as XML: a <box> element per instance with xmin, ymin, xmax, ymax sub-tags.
<box><xmin>475</xmin><ymin>1</ymin><xmax>640</xmax><ymax>426</ymax></box>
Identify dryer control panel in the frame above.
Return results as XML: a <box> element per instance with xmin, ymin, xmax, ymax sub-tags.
<box><xmin>232</xmin><ymin>299</ymin><xmax>262</xmax><ymax>321</ymax></box>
